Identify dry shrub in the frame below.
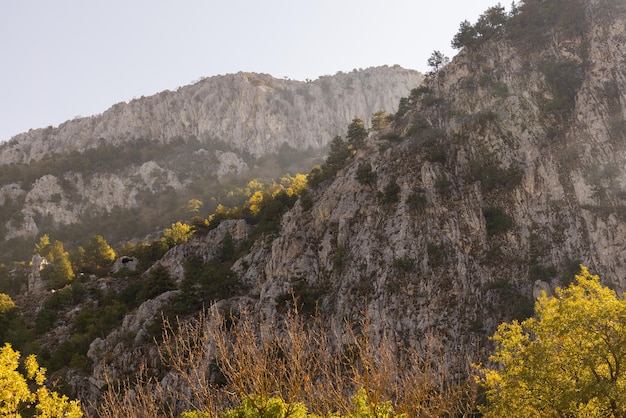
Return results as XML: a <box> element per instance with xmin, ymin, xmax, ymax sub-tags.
<box><xmin>93</xmin><ymin>366</ymin><xmax>172</xmax><ymax>418</ymax></box>
<box><xmin>90</xmin><ymin>304</ymin><xmax>478</xmax><ymax>417</ymax></box>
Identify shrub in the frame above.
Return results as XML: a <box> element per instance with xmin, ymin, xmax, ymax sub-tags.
<box><xmin>138</xmin><ymin>265</ymin><xmax>176</xmax><ymax>301</ymax></box>
<box><xmin>392</xmin><ymin>256</ymin><xmax>415</xmax><ymax>273</ymax></box>
<box><xmin>529</xmin><ymin>264</ymin><xmax>556</xmax><ymax>282</ymax></box>
<box><xmin>469</xmin><ymin>159</ymin><xmax>523</xmax><ymax>192</ymax></box>
<box><xmin>378</xmin><ymin>178</ymin><xmax>401</xmax><ymax>204</ymax></box>
<box><xmin>479</xmin><ymin>267</ymin><xmax>626</xmax><ymax>416</ymax></box>
<box><xmin>94</xmin><ymin>306</ymin><xmax>479</xmax><ymax>417</ymax></box>
<box><xmin>427</xmin><ymin>243</ymin><xmax>445</xmax><ymax>268</ymax></box>
<box><xmin>540</xmin><ymin>59</ymin><xmax>584</xmax><ymax>119</ymax></box>
<box><xmin>493</xmin><ymin>82</ymin><xmax>509</xmax><ymax>98</ymax></box>
<box><xmin>406</xmin><ymin>187</ymin><xmax>427</xmax><ymax>211</ymax></box>
<box><xmin>0</xmin><ymin>343</ymin><xmax>82</xmax><ymax>417</ymax></box>
<box><xmin>177</xmin><ymin>257</ymin><xmax>241</xmax><ymax>313</ymax></box>
<box><xmin>483</xmin><ymin>207</ymin><xmax>513</xmax><ymax>236</ymax></box>
<box><xmin>355</xmin><ymin>163</ymin><xmax>377</xmax><ymax>187</ymax></box>
<box><xmin>434</xmin><ymin>177</ymin><xmax>453</xmax><ymax>197</ymax></box>
<box><xmin>506</xmin><ymin>0</ymin><xmax>586</xmax><ymax>47</ymax></box>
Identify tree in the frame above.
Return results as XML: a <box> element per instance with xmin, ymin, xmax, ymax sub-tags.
<box><xmin>479</xmin><ymin>266</ymin><xmax>626</xmax><ymax>417</ymax></box>
<box><xmin>40</xmin><ymin>240</ymin><xmax>75</xmax><ymax>289</ymax></box>
<box><xmin>426</xmin><ymin>50</ymin><xmax>450</xmax><ymax>73</ymax></box>
<box><xmin>81</xmin><ymin>235</ymin><xmax>116</xmax><ymax>276</ymax></box>
<box><xmin>451</xmin><ymin>20</ymin><xmax>478</xmax><ymax>49</ymax></box>
<box><xmin>162</xmin><ymin>221</ymin><xmax>194</xmax><ymax>247</ymax></box>
<box><xmin>0</xmin><ymin>264</ymin><xmax>12</xmax><ymax>295</ymax></box>
<box><xmin>356</xmin><ymin>163</ymin><xmax>377</xmax><ymax>187</ymax></box>
<box><xmin>370</xmin><ymin>110</ymin><xmax>391</xmax><ymax>132</ymax></box>
<box><xmin>34</xmin><ymin>234</ymin><xmax>51</xmax><ymax>256</ymax></box>
<box><xmin>324</xmin><ymin>136</ymin><xmax>353</xmax><ymax>176</ymax></box>
<box><xmin>0</xmin><ymin>343</ymin><xmax>82</xmax><ymax>417</ymax></box>
<box><xmin>186</xmin><ymin>198</ymin><xmax>203</xmax><ymax>214</ymax></box>
<box><xmin>346</xmin><ymin>117</ymin><xmax>368</xmax><ymax>149</ymax></box>
<box><xmin>475</xmin><ymin>3</ymin><xmax>507</xmax><ymax>37</ymax></box>
<box><xmin>0</xmin><ymin>294</ymin><xmax>16</xmax><ymax>342</ymax></box>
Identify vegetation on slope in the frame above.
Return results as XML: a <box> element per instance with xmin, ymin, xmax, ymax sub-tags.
<box><xmin>3</xmin><ymin>0</ymin><xmax>626</xmax><ymax>415</ymax></box>
<box><xmin>93</xmin><ymin>306</ymin><xmax>478</xmax><ymax>417</ymax></box>
<box><xmin>479</xmin><ymin>267</ymin><xmax>626</xmax><ymax>417</ymax></box>
<box><xmin>0</xmin><ymin>343</ymin><xmax>82</xmax><ymax>417</ymax></box>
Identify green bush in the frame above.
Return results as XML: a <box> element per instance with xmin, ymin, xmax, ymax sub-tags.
<box><xmin>483</xmin><ymin>207</ymin><xmax>514</xmax><ymax>236</ymax></box>
<box><xmin>540</xmin><ymin>59</ymin><xmax>584</xmax><ymax>119</ymax></box>
<box><xmin>299</xmin><ymin>189</ymin><xmax>314</xmax><ymax>211</ymax></box>
<box><xmin>137</xmin><ymin>265</ymin><xmax>176</xmax><ymax>301</ymax></box>
<box><xmin>355</xmin><ymin>163</ymin><xmax>377</xmax><ymax>187</ymax></box>
<box><xmin>378</xmin><ymin>178</ymin><xmax>401</xmax><ymax>204</ymax></box>
<box><xmin>469</xmin><ymin>158</ymin><xmax>523</xmax><ymax>192</ymax></box>
<box><xmin>177</xmin><ymin>256</ymin><xmax>241</xmax><ymax>313</ymax></box>
<box><xmin>406</xmin><ymin>186</ymin><xmax>427</xmax><ymax>211</ymax></box>
<box><xmin>427</xmin><ymin>243</ymin><xmax>445</xmax><ymax>268</ymax></box>
<box><xmin>529</xmin><ymin>264</ymin><xmax>557</xmax><ymax>282</ymax></box>
<box><xmin>434</xmin><ymin>177</ymin><xmax>453</xmax><ymax>197</ymax></box>
<box><xmin>506</xmin><ymin>0</ymin><xmax>586</xmax><ymax>47</ymax></box>
<box><xmin>392</xmin><ymin>256</ymin><xmax>415</xmax><ymax>273</ymax></box>
<box><xmin>493</xmin><ymin>82</ymin><xmax>509</xmax><ymax>98</ymax></box>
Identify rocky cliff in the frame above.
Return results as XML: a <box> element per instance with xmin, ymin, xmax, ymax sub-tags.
<box><xmin>0</xmin><ymin>66</ymin><xmax>422</xmax><ymax>260</ymax></box>
<box><xmin>8</xmin><ymin>0</ymin><xmax>626</xmax><ymax>409</ymax></box>
<box><xmin>126</xmin><ymin>0</ymin><xmax>626</xmax><ymax>352</ymax></box>
<box><xmin>232</xmin><ymin>0</ymin><xmax>626</xmax><ymax>344</ymax></box>
<box><xmin>0</xmin><ymin>66</ymin><xmax>421</xmax><ymax>164</ymax></box>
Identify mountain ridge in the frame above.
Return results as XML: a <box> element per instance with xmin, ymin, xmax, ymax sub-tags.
<box><xmin>0</xmin><ymin>65</ymin><xmax>422</xmax><ymax>164</ymax></box>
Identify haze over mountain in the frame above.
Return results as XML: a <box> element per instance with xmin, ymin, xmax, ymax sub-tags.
<box><xmin>0</xmin><ymin>65</ymin><xmax>421</xmax><ymax>261</ymax></box>
<box><xmin>1</xmin><ymin>0</ymin><xmax>626</xmax><ymax>414</ymax></box>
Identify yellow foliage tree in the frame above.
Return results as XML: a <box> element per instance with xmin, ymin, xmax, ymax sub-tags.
<box><xmin>162</xmin><ymin>221</ymin><xmax>194</xmax><ymax>246</ymax></box>
<box><xmin>0</xmin><ymin>343</ymin><xmax>82</xmax><ymax>417</ymax></box>
<box><xmin>478</xmin><ymin>266</ymin><xmax>626</xmax><ymax>417</ymax></box>
<box><xmin>82</xmin><ymin>235</ymin><xmax>116</xmax><ymax>275</ymax></box>
<box><xmin>247</xmin><ymin>190</ymin><xmax>265</xmax><ymax>216</ymax></box>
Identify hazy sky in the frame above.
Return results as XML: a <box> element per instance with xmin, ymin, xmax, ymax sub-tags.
<box><xmin>0</xmin><ymin>0</ymin><xmax>501</xmax><ymax>142</ymax></box>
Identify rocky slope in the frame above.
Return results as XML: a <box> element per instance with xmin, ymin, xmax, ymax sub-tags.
<box><xmin>9</xmin><ymin>0</ymin><xmax>626</xmax><ymax>409</ymax></box>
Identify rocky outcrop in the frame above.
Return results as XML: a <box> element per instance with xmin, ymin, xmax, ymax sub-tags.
<box><xmin>86</xmin><ymin>290</ymin><xmax>179</xmax><ymax>389</ymax></box>
<box><xmin>153</xmin><ymin>219</ymin><xmax>251</xmax><ymax>283</ymax></box>
<box><xmin>27</xmin><ymin>254</ymin><xmax>48</xmax><ymax>294</ymax></box>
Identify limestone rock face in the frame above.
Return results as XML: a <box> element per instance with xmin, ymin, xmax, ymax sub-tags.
<box><xmin>0</xmin><ymin>66</ymin><xmax>422</xmax><ymax>163</ymax></box>
<box><xmin>86</xmin><ymin>290</ymin><xmax>179</xmax><ymax>390</ymax></box>
<box><xmin>228</xmin><ymin>2</ymin><xmax>626</xmax><ymax>344</ymax></box>
<box><xmin>27</xmin><ymin>254</ymin><xmax>48</xmax><ymax>294</ymax></box>
<box><xmin>154</xmin><ymin>219</ymin><xmax>251</xmax><ymax>283</ymax></box>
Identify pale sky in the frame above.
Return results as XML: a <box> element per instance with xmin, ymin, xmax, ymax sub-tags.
<box><xmin>0</xmin><ymin>0</ymin><xmax>501</xmax><ymax>142</ymax></box>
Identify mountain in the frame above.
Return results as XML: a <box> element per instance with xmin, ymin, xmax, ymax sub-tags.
<box><xmin>5</xmin><ymin>0</ymin><xmax>626</xmax><ymax>412</ymax></box>
<box><xmin>0</xmin><ymin>66</ymin><xmax>422</xmax><ymax>261</ymax></box>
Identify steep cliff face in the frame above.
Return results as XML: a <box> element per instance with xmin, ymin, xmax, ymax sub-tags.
<box><xmin>0</xmin><ymin>66</ymin><xmax>422</xmax><ymax>164</ymax></box>
<box><xmin>214</xmin><ymin>0</ymin><xmax>626</xmax><ymax>343</ymax></box>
